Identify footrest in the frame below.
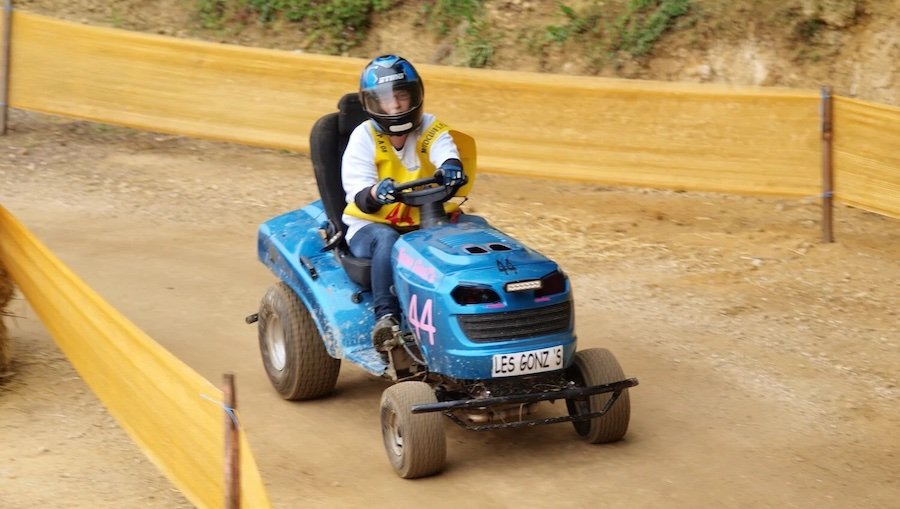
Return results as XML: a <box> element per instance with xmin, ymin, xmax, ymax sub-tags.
<box><xmin>345</xmin><ymin>346</ymin><xmax>387</xmax><ymax>376</ymax></box>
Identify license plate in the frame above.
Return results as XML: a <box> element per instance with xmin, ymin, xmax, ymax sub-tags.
<box><xmin>491</xmin><ymin>345</ymin><xmax>564</xmax><ymax>378</ymax></box>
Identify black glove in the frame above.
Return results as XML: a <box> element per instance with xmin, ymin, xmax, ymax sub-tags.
<box><xmin>438</xmin><ymin>160</ymin><xmax>465</xmax><ymax>188</ymax></box>
<box><xmin>373</xmin><ymin>178</ymin><xmax>397</xmax><ymax>204</ymax></box>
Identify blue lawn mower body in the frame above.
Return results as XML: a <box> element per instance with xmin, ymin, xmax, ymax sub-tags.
<box><xmin>249</xmin><ymin>94</ymin><xmax>637</xmax><ymax>479</ymax></box>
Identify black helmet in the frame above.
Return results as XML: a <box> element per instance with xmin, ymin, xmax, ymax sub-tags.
<box><xmin>358</xmin><ymin>55</ymin><xmax>424</xmax><ymax>136</ymax></box>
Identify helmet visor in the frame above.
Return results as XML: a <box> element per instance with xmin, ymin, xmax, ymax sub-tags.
<box><xmin>362</xmin><ymin>82</ymin><xmax>423</xmax><ymax>117</ymax></box>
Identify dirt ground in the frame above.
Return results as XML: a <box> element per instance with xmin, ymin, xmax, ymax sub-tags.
<box><xmin>1</xmin><ymin>108</ymin><xmax>898</xmax><ymax>508</ymax></box>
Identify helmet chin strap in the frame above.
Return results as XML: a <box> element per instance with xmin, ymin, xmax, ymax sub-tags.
<box><xmin>389</xmin><ymin>122</ymin><xmax>413</xmax><ymax>133</ymax></box>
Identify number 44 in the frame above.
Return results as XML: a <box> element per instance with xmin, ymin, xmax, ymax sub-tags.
<box><xmin>407</xmin><ymin>294</ymin><xmax>437</xmax><ymax>345</ymax></box>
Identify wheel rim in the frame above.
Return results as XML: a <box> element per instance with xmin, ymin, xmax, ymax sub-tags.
<box><xmin>264</xmin><ymin>313</ymin><xmax>286</xmax><ymax>371</ymax></box>
<box><xmin>385</xmin><ymin>409</ymin><xmax>404</xmax><ymax>459</ymax></box>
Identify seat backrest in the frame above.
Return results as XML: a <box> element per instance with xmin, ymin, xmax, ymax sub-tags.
<box><xmin>310</xmin><ymin>93</ymin><xmax>369</xmax><ymax>240</ymax></box>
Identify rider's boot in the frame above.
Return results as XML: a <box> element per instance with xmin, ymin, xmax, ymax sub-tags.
<box><xmin>372</xmin><ymin>314</ymin><xmax>398</xmax><ymax>360</ymax></box>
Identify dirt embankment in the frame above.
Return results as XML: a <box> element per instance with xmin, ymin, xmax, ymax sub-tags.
<box><xmin>13</xmin><ymin>0</ymin><xmax>900</xmax><ymax>105</ymax></box>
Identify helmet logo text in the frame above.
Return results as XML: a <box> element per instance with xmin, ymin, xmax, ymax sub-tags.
<box><xmin>377</xmin><ymin>73</ymin><xmax>405</xmax><ymax>84</ymax></box>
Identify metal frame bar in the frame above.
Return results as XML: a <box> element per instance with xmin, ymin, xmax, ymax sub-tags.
<box><xmin>442</xmin><ymin>387</ymin><xmax>629</xmax><ymax>431</ymax></box>
<box><xmin>411</xmin><ymin>377</ymin><xmax>638</xmax><ymax>431</ymax></box>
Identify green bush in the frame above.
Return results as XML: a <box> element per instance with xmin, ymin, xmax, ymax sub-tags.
<box><xmin>458</xmin><ymin>17</ymin><xmax>495</xmax><ymax>68</ymax></box>
<box><xmin>421</xmin><ymin>0</ymin><xmax>497</xmax><ymax>68</ymax></box>
<box><xmin>197</xmin><ymin>0</ymin><xmax>229</xmax><ymax>28</ymax></box>
<box><xmin>615</xmin><ymin>0</ymin><xmax>690</xmax><ymax>56</ymax></box>
<box><xmin>544</xmin><ymin>0</ymin><xmax>690</xmax><ymax>67</ymax></box>
<box><xmin>196</xmin><ymin>0</ymin><xmax>392</xmax><ymax>52</ymax></box>
<box><xmin>195</xmin><ymin>0</ymin><xmax>497</xmax><ymax>66</ymax></box>
<box><xmin>422</xmin><ymin>0</ymin><xmax>482</xmax><ymax>36</ymax></box>
<box><xmin>546</xmin><ymin>2</ymin><xmax>603</xmax><ymax>43</ymax></box>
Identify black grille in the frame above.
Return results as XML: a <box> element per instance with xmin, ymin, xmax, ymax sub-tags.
<box><xmin>457</xmin><ymin>301</ymin><xmax>572</xmax><ymax>342</ymax></box>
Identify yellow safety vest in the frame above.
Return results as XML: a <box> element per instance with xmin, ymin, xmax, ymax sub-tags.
<box><xmin>344</xmin><ymin>120</ymin><xmax>477</xmax><ymax>227</ymax></box>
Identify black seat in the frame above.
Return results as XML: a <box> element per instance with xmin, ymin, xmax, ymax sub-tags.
<box><xmin>310</xmin><ymin>93</ymin><xmax>372</xmax><ymax>289</ymax></box>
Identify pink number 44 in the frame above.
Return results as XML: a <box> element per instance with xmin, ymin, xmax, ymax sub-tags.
<box><xmin>407</xmin><ymin>294</ymin><xmax>437</xmax><ymax>345</ymax></box>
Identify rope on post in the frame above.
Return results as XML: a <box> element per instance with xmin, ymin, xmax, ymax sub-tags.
<box><xmin>819</xmin><ymin>85</ymin><xmax>835</xmax><ymax>243</ymax></box>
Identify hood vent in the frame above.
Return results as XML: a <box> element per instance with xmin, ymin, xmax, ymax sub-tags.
<box><xmin>440</xmin><ymin>231</ymin><xmax>517</xmax><ymax>255</ymax></box>
<box><xmin>461</xmin><ymin>243</ymin><xmax>512</xmax><ymax>254</ymax></box>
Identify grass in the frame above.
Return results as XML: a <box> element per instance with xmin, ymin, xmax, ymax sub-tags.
<box><xmin>195</xmin><ymin>0</ymin><xmax>498</xmax><ymax>66</ymax></box>
<box><xmin>190</xmin><ymin>0</ymin><xmax>853</xmax><ymax>74</ymax></box>
<box><xmin>457</xmin><ymin>17</ymin><xmax>496</xmax><ymax>67</ymax></box>
<box><xmin>196</xmin><ymin>0</ymin><xmax>393</xmax><ymax>53</ymax></box>
<box><xmin>542</xmin><ymin>0</ymin><xmax>691</xmax><ymax>70</ymax></box>
<box><xmin>420</xmin><ymin>0</ymin><xmax>497</xmax><ymax>67</ymax></box>
<box><xmin>421</xmin><ymin>0</ymin><xmax>482</xmax><ymax>36</ymax></box>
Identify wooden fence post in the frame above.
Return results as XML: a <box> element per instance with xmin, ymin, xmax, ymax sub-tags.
<box><xmin>224</xmin><ymin>373</ymin><xmax>240</xmax><ymax>509</ymax></box>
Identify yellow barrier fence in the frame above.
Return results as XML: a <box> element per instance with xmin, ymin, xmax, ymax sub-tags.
<box><xmin>1</xmin><ymin>13</ymin><xmax>804</xmax><ymax>188</ymax></box>
<box><xmin>8</xmin><ymin>11</ymin><xmax>899</xmax><ymax>217</ymax></box>
<box><xmin>0</xmin><ymin>205</ymin><xmax>272</xmax><ymax>509</ymax></box>
<box><xmin>833</xmin><ymin>97</ymin><xmax>900</xmax><ymax>218</ymax></box>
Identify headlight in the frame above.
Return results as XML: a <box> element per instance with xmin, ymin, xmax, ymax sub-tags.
<box><xmin>451</xmin><ymin>284</ymin><xmax>501</xmax><ymax>305</ymax></box>
<box><xmin>504</xmin><ymin>279</ymin><xmax>542</xmax><ymax>292</ymax></box>
<box><xmin>535</xmin><ymin>271</ymin><xmax>567</xmax><ymax>298</ymax></box>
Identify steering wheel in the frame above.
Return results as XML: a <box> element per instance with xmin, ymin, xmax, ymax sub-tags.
<box><xmin>393</xmin><ymin>173</ymin><xmax>467</xmax><ymax>208</ymax></box>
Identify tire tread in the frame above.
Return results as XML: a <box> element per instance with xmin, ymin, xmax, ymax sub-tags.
<box><xmin>571</xmin><ymin>347</ymin><xmax>631</xmax><ymax>443</ymax></box>
<box><xmin>380</xmin><ymin>382</ymin><xmax>446</xmax><ymax>479</ymax></box>
<box><xmin>258</xmin><ymin>282</ymin><xmax>340</xmax><ymax>400</ymax></box>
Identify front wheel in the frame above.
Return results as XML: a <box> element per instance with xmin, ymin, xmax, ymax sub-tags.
<box><xmin>257</xmin><ymin>282</ymin><xmax>340</xmax><ymax>400</ymax></box>
<box><xmin>566</xmin><ymin>348</ymin><xmax>631</xmax><ymax>443</ymax></box>
<box><xmin>380</xmin><ymin>382</ymin><xmax>446</xmax><ymax>479</ymax></box>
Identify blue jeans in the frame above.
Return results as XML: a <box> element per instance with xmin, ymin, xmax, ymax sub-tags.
<box><xmin>348</xmin><ymin>223</ymin><xmax>400</xmax><ymax>319</ymax></box>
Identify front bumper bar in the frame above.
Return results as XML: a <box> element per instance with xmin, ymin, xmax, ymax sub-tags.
<box><xmin>411</xmin><ymin>377</ymin><xmax>639</xmax><ymax>431</ymax></box>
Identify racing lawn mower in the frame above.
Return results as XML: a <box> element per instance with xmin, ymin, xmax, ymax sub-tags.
<box><xmin>248</xmin><ymin>93</ymin><xmax>638</xmax><ymax>478</ymax></box>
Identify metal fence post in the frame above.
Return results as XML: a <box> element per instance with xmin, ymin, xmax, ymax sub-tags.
<box><xmin>820</xmin><ymin>85</ymin><xmax>834</xmax><ymax>243</ymax></box>
<box><xmin>0</xmin><ymin>0</ymin><xmax>12</xmax><ymax>135</ymax></box>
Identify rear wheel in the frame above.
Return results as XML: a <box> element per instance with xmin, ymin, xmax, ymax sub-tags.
<box><xmin>258</xmin><ymin>282</ymin><xmax>340</xmax><ymax>400</ymax></box>
<box><xmin>380</xmin><ymin>382</ymin><xmax>446</xmax><ymax>479</ymax></box>
<box><xmin>566</xmin><ymin>348</ymin><xmax>631</xmax><ymax>443</ymax></box>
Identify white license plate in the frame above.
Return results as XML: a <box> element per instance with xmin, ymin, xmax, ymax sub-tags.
<box><xmin>491</xmin><ymin>345</ymin><xmax>564</xmax><ymax>378</ymax></box>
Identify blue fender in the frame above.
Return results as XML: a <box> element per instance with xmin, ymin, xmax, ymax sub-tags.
<box><xmin>257</xmin><ymin>200</ymin><xmax>385</xmax><ymax>375</ymax></box>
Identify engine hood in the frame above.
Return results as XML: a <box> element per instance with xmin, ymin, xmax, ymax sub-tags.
<box><xmin>396</xmin><ymin>220</ymin><xmax>556</xmax><ymax>278</ymax></box>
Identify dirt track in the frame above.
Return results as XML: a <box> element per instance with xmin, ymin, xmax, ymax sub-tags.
<box><xmin>1</xmin><ymin>110</ymin><xmax>898</xmax><ymax>508</ymax></box>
